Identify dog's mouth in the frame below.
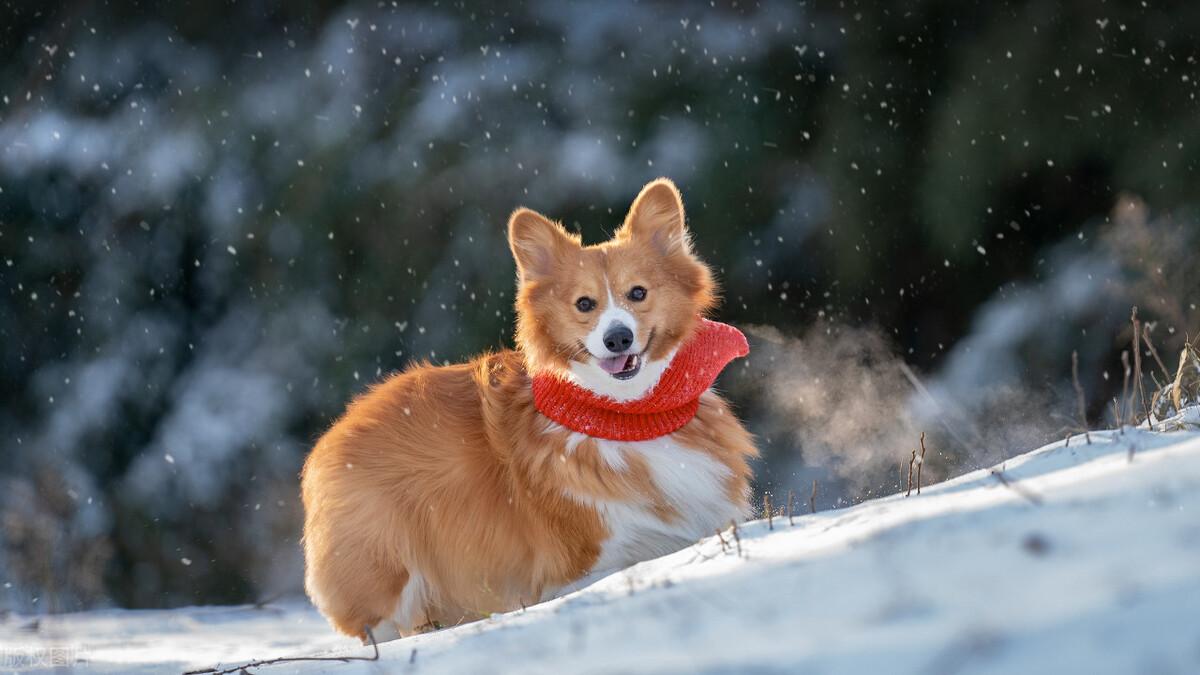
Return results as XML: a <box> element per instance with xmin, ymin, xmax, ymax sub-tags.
<box><xmin>583</xmin><ymin>329</ymin><xmax>653</xmax><ymax>381</ymax></box>
<box><xmin>597</xmin><ymin>353</ymin><xmax>643</xmax><ymax>380</ymax></box>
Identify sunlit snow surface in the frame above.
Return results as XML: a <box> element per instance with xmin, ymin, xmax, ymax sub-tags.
<box><xmin>3</xmin><ymin>413</ymin><xmax>1199</xmax><ymax>674</ymax></box>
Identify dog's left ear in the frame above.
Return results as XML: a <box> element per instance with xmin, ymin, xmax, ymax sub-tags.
<box><xmin>617</xmin><ymin>178</ymin><xmax>690</xmax><ymax>256</ymax></box>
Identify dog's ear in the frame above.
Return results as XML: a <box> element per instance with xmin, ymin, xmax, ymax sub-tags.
<box><xmin>617</xmin><ymin>178</ymin><xmax>689</xmax><ymax>256</ymax></box>
<box><xmin>508</xmin><ymin>207</ymin><xmax>578</xmax><ymax>282</ymax></box>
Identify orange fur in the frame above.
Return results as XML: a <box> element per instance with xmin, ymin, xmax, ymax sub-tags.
<box><xmin>301</xmin><ymin>178</ymin><xmax>757</xmax><ymax>640</ymax></box>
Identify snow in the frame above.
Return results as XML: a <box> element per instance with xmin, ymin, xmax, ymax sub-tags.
<box><xmin>3</xmin><ymin>413</ymin><xmax>1199</xmax><ymax>674</ymax></box>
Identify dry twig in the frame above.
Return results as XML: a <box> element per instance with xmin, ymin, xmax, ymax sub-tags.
<box><xmin>1119</xmin><ymin>350</ymin><xmax>1131</xmax><ymax>426</ymax></box>
<box><xmin>764</xmin><ymin>493</ymin><xmax>773</xmax><ymax>531</ymax></box>
<box><xmin>990</xmin><ymin>469</ymin><xmax>1043</xmax><ymax>506</ymax></box>
<box><xmin>1071</xmin><ymin>350</ymin><xmax>1092</xmax><ymax>444</ymax></box>
<box><xmin>917</xmin><ymin>432</ymin><xmax>928</xmax><ymax>494</ymax></box>
<box><xmin>1132</xmin><ymin>307</ymin><xmax>1151</xmax><ymax>428</ymax></box>
<box><xmin>1172</xmin><ymin>346</ymin><xmax>1191</xmax><ymax>412</ymax></box>
<box><xmin>786</xmin><ymin>489</ymin><xmax>795</xmax><ymax>526</ymax></box>
<box><xmin>809</xmin><ymin>479</ymin><xmax>817</xmax><ymax>514</ymax></box>
<box><xmin>729</xmin><ymin>520</ymin><xmax>742</xmax><ymax>557</ymax></box>
<box><xmin>905</xmin><ymin>448</ymin><xmax>917</xmax><ymax>497</ymax></box>
<box><xmin>184</xmin><ymin>625</ymin><xmax>380</xmax><ymax>675</ymax></box>
<box><xmin>1142</xmin><ymin>325</ymin><xmax>1172</xmax><ymax>381</ymax></box>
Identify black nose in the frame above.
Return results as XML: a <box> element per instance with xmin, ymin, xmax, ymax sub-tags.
<box><xmin>603</xmin><ymin>325</ymin><xmax>634</xmax><ymax>353</ymax></box>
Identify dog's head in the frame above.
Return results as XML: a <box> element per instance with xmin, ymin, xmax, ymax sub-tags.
<box><xmin>508</xmin><ymin>178</ymin><xmax>716</xmax><ymax>400</ymax></box>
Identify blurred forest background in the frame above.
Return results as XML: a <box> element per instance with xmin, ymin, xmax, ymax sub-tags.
<box><xmin>1</xmin><ymin>0</ymin><xmax>1197</xmax><ymax>613</ymax></box>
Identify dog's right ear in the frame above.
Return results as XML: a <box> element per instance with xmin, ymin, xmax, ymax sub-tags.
<box><xmin>508</xmin><ymin>208</ymin><xmax>578</xmax><ymax>283</ymax></box>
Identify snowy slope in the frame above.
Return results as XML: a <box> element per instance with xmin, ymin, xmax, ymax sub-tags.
<box><xmin>4</xmin><ymin>415</ymin><xmax>1200</xmax><ymax>674</ymax></box>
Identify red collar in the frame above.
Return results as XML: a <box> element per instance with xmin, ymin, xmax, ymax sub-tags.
<box><xmin>531</xmin><ymin>319</ymin><xmax>749</xmax><ymax>441</ymax></box>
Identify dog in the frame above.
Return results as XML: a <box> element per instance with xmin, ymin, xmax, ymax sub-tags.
<box><xmin>301</xmin><ymin>178</ymin><xmax>758</xmax><ymax>640</ymax></box>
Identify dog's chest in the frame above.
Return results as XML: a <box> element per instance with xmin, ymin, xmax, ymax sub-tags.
<box><xmin>569</xmin><ymin>434</ymin><xmax>746</xmax><ymax>577</ymax></box>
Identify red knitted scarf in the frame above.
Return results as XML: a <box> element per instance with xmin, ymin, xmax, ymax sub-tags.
<box><xmin>531</xmin><ymin>319</ymin><xmax>749</xmax><ymax>441</ymax></box>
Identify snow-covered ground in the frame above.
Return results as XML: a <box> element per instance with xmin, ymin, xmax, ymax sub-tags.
<box><xmin>4</xmin><ymin>411</ymin><xmax>1199</xmax><ymax>674</ymax></box>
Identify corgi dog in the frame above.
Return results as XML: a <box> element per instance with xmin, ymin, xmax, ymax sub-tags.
<box><xmin>301</xmin><ymin>178</ymin><xmax>758</xmax><ymax>640</ymax></box>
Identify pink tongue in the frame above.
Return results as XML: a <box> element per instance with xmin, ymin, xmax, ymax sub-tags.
<box><xmin>599</xmin><ymin>355</ymin><xmax>630</xmax><ymax>374</ymax></box>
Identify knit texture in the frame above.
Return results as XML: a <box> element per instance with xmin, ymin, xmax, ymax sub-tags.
<box><xmin>531</xmin><ymin>319</ymin><xmax>749</xmax><ymax>441</ymax></box>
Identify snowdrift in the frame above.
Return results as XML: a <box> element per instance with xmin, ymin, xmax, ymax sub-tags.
<box><xmin>4</xmin><ymin>412</ymin><xmax>1199</xmax><ymax>674</ymax></box>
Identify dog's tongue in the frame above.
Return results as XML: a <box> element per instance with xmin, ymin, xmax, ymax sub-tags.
<box><xmin>598</xmin><ymin>354</ymin><xmax>631</xmax><ymax>374</ymax></box>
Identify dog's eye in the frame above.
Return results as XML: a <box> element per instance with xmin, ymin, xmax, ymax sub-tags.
<box><xmin>575</xmin><ymin>297</ymin><xmax>596</xmax><ymax>312</ymax></box>
<box><xmin>627</xmin><ymin>286</ymin><xmax>647</xmax><ymax>302</ymax></box>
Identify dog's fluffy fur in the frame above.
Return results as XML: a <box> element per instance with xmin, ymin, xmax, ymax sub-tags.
<box><xmin>301</xmin><ymin>178</ymin><xmax>758</xmax><ymax>639</ymax></box>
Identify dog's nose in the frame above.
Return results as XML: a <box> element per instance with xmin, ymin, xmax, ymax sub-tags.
<box><xmin>603</xmin><ymin>324</ymin><xmax>634</xmax><ymax>353</ymax></box>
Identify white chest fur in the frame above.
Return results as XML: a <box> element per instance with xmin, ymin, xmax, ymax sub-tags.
<box><xmin>564</xmin><ymin>433</ymin><xmax>748</xmax><ymax>584</ymax></box>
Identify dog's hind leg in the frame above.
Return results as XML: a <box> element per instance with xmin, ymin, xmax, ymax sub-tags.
<box><xmin>304</xmin><ymin>541</ymin><xmax>407</xmax><ymax>642</ymax></box>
